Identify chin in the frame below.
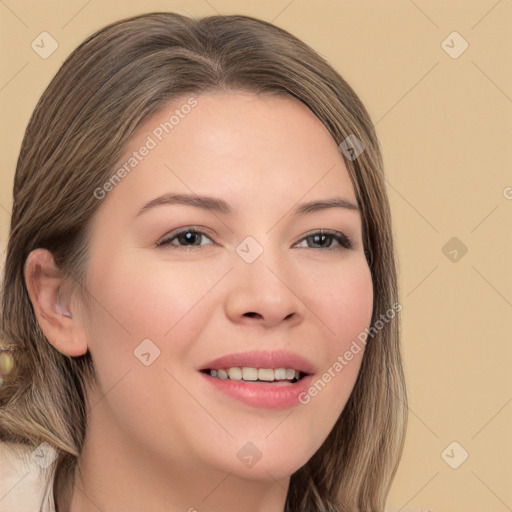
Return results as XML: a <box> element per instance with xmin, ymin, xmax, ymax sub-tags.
<box><xmin>216</xmin><ymin>446</ymin><xmax>314</xmax><ymax>481</ymax></box>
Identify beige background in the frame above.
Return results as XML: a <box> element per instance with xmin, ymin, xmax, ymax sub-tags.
<box><xmin>1</xmin><ymin>1</ymin><xmax>511</xmax><ymax>511</ymax></box>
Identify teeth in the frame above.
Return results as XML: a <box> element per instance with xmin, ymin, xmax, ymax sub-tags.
<box><xmin>242</xmin><ymin>367</ymin><xmax>258</xmax><ymax>381</ymax></box>
<box><xmin>274</xmin><ymin>368</ymin><xmax>286</xmax><ymax>380</ymax></box>
<box><xmin>208</xmin><ymin>367</ymin><xmax>302</xmax><ymax>382</ymax></box>
<box><xmin>258</xmin><ymin>368</ymin><xmax>275</xmax><ymax>382</ymax></box>
<box><xmin>227</xmin><ymin>367</ymin><xmax>242</xmax><ymax>380</ymax></box>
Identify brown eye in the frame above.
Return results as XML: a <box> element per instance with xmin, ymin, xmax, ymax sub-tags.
<box><xmin>156</xmin><ymin>228</ymin><xmax>215</xmax><ymax>249</ymax></box>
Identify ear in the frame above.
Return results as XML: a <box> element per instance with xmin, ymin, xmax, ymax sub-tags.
<box><xmin>24</xmin><ymin>248</ymin><xmax>88</xmax><ymax>357</ymax></box>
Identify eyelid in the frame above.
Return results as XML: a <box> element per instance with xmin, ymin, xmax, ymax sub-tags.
<box><xmin>293</xmin><ymin>229</ymin><xmax>353</xmax><ymax>250</ymax></box>
<box><xmin>156</xmin><ymin>226</ymin><xmax>353</xmax><ymax>251</ymax></box>
<box><xmin>155</xmin><ymin>226</ymin><xmax>216</xmax><ymax>248</ymax></box>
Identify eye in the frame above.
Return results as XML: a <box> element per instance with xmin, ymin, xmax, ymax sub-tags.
<box><xmin>156</xmin><ymin>227</ymin><xmax>353</xmax><ymax>251</ymax></box>
<box><xmin>294</xmin><ymin>230</ymin><xmax>353</xmax><ymax>251</ymax></box>
<box><xmin>156</xmin><ymin>227</ymin><xmax>215</xmax><ymax>250</ymax></box>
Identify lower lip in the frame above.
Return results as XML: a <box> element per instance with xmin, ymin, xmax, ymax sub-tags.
<box><xmin>199</xmin><ymin>372</ymin><xmax>314</xmax><ymax>409</ymax></box>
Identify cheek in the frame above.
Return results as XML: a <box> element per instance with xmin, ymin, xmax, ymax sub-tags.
<box><xmin>82</xmin><ymin>255</ymin><xmax>220</xmax><ymax>445</ymax></box>
<box><xmin>88</xmin><ymin>248</ymin><xmax>218</xmax><ymax>333</ymax></box>
<box><xmin>297</xmin><ymin>257</ymin><xmax>373</xmax><ymax>410</ymax></box>
<box><xmin>305</xmin><ymin>257</ymin><xmax>374</xmax><ymax>345</ymax></box>
<box><xmin>83</xmin><ymin>254</ymin><xmax>223</xmax><ymax>383</ymax></box>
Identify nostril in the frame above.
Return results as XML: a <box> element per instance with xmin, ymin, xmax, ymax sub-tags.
<box><xmin>244</xmin><ymin>312</ymin><xmax>262</xmax><ymax>319</ymax></box>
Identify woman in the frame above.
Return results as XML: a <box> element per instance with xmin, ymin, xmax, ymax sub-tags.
<box><xmin>0</xmin><ymin>12</ymin><xmax>407</xmax><ymax>512</ymax></box>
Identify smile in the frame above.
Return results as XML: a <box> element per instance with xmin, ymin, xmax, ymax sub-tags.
<box><xmin>203</xmin><ymin>367</ymin><xmax>306</xmax><ymax>384</ymax></box>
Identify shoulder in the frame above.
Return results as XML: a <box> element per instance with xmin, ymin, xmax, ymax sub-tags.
<box><xmin>0</xmin><ymin>441</ymin><xmax>54</xmax><ymax>512</ymax></box>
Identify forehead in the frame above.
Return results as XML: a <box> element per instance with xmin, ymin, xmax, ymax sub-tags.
<box><xmin>97</xmin><ymin>90</ymin><xmax>357</xmax><ymax>218</ymax></box>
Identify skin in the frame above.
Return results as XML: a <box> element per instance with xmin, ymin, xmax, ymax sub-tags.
<box><xmin>25</xmin><ymin>91</ymin><xmax>373</xmax><ymax>512</ymax></box>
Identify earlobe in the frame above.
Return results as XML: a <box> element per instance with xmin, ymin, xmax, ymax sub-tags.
<box><xmin>24</xmin><ymin>248</ymin><xmax>88</xmax><ymax>357</ymax></box>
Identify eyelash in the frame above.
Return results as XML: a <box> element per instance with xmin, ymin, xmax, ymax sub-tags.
<box><xmin>155</xmin><ymin>227</ymin><xmax>353</xmax><ymax>251</ymax></box>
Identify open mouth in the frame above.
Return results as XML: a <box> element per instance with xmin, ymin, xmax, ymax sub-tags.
<box><xmin>200</xmin><ymin>367</ymin><xmax>308</xmax><ymax>385</ymax></box>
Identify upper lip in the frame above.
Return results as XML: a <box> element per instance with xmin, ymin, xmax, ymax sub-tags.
<box><xmin>199</xmin><ymin>350</ymin><xmax>316</xmax><ymax>375</ymax></box>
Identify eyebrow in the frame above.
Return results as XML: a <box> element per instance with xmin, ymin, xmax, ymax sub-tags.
<box><xmin>135</xmin><ymin>193</ymin><xmax>359</xmax><ymax>217</ymax></box>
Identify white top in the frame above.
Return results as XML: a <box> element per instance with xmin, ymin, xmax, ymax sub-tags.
<box><xmin>0</xmin><ymin>442</ymin><xmax>56</xmax><ymax>512</ymax></box>
<box><xmin>41</xmin><ymin>482</ymin><xmax>56</xmax><ymax>512</ymax></box>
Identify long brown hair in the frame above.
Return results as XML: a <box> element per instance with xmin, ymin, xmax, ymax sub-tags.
<box><xmin>0</xmin><ymin>12</ymin><xmax>407</xmax><ymax>511</ymax></box>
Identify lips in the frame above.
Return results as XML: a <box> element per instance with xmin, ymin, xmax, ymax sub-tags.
<box><xmin>198</xmin><ymin>350</ymin><xmax>316</xmax><ymax>375</ymax></box>
<box><xmin>197</xmin><ymin>350</ymin><xmax>317</xmax><ymax>409</ymax></box>
<box><xmin>199</xmin><ymin>371</ymin><xmax>316</xmax><ymax>409</ymax></box>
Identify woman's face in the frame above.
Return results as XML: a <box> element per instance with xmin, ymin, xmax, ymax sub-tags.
<box><xmin>82</xmin><ymin>91</ymin><xmax>373</xmax><ymax>480</ymax></box>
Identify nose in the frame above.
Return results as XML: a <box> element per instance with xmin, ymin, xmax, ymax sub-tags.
<box><xmin>224</xmin><ymin>245</ymin><xmax>305</xmax><ymax>329</ymax></box>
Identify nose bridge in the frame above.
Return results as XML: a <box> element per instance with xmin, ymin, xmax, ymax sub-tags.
<box><xmin>226</xmin><ymin>234</ymin><xmax>303</xmax><ymax>326</ymax></box>
<box><xmin>237</xmin><ymin>232</ymin><xmax>290</xmax><ymax>289</ymax></box>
